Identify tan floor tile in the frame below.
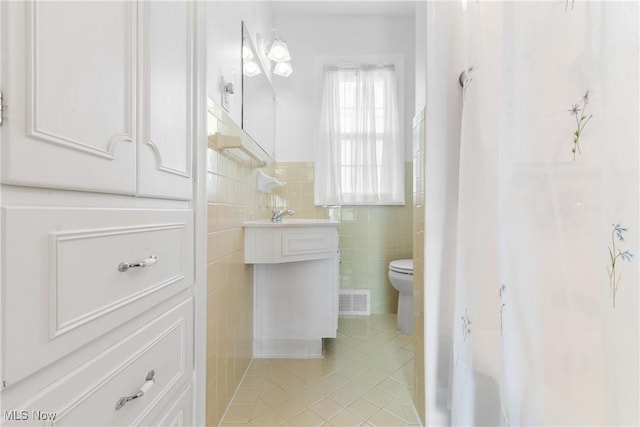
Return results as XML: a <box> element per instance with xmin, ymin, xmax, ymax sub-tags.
<box><xmin>270</xmin><ymin>370</ymin><xmax>308</xmax><ymax>395</ymax></box>
<box><xmin>247</xmin><ymin>359</ymin><xmax>271</xmax><ymax>375</ymax></box>
<box><xmin>389</xmin><ymin>348</ymin><xmax>413</xmax><ymax>365</ymax></box>
<box><xmin>232</xmin><ymin>388</ymin><xmax>260</xmax><ymax>405</ymax></box>
<box><xmin>327</xmin><ymin>409</ymin><xmax>364</xmax><ymax>427</ymax></box>
<box><xmin>328</xmin><ymin>367</ymin><xmax>360</xmax><ymax>386</ymax></box>
<box><xmin>297</xmin><ymin>367</ymin><xmax>328</xmax><ymax>384</ymax></box>
<box><xmin>347</xmin><ymin>397</ymin><xmax>380</xmax><ymax>421</ymax></box>
<box><xmin>240</xmin><ymin>375</ymin><xmax>266</xmax><ymax>390</ymax></box>
<box><xmin>367</xmin><ymin>408</ymin><xmax>405</xmax><ymax>427</ymax></box>
<box><xmin>346</xmin><ymin>378</ymin><xmax>375</xmax><ymax>398</ymax></box>
<box><xmin>223</xmin><ymin>404</ymin><xmax>254</xmax><ymax>424</ymax></box>
<box><xmin>362</xmin><ymin>388</ymin><xmax>394</xmax><ymax>408</ymax></box>
<box><xmin>250</xmin><ymin>407</ymin><xmax>289</xmax><ymax>426</ymax></box>
<box><xmin>219</xmin><ymin>315</ymin><xmax>418</xmax><ymax>427</ymax></box>
<box><xmin>310</xmin><ymin>377</ymin><xmax>342</xmax><ymax>396</ymax></box>
<box><xmin>310</xmin><ymin>398</ymin><xmax>343</xmax><ymax>420</ymax></box>
<box><xmin>250</xmin><ymin>398</ymin><xmax>272</xmax><ymax>418</ymax></box>
<box><xmin>389</xmin><ymin>368</ymin><xmax>413</xmax><ymax>387</ymax></box>
<box><xmin>291</xmin><ymin>409</ymin><xmax>326</xmax><ymax>426</ymax></box>
<box><xmin>358</xmin><ymin>369</ymin><xmax>387</xmax><ymax>386</ymax></box>
<box><xmin>328</xmin><ymin>384</ymin><xmax>362</xmax><ymax>407</ymax></box>
<box><xmin>378</xmin><ymin>397</ymin><xmax>408</xmax><ymax>422</ymax></box>
<box><xmin>259</xmin><ymin>382</ymin><xmax>291</xmax><ymax>407</ymax></box>
<box><xmin>274</xmin><ymin>394</ymin><xmax>309</xmax><ymax>421</ymax></box>
<box><xmin>260</xmin><ymin>377</ymin><xmax>281</xmax><ymax>392</ymax></box>
<box><xmin>378</xmin><ymin>377</ymin><xmax>407</xmax><ymax>398</ymax></box>
<box><xmin>295</xmin><ymin>382</ymin><xmax>336</xmax><ymax>407</ymax></box>
<box><xmin>370</xmin><ymin>362</ymin><xmax>399</xmax><ymax>376</ymax></box>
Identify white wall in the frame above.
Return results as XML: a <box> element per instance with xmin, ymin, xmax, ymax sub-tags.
<box><xmin>414</xmin><ymin>2</ymin><xmax>427</xmax><ymax>113</ymax></box>
<box><xmin>274</xmin><ymin>14</ymin><xmax>415</xmax><ymax>162</ymax></box>
<box><xmin>206</xmin><ymin>2</ymin><xmax>274</xmax><ymax>126</ymax></box>
<box><xmin>423</xmin><ymin>1</ymin><xmax>464</xmax><ymax>424</ymax></box>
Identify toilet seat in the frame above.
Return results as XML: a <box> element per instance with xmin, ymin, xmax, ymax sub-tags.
<box><xmin>389</xmin><ymin>259</ymin><xmax>413</xmax><ymax>275</ymax></box>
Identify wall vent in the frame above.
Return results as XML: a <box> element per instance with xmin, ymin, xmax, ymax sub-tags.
<box><xmin>339</xmin><ymin>289</ymin><xmax>370</xmax><ymax>316</ymax></box>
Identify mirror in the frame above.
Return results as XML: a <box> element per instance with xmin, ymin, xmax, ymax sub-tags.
<box><xmin>242</xmin><ymin>22</ymin><xmax>276</xmax><ymax>159</ymax></box>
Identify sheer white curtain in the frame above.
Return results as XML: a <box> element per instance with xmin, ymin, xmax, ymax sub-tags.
<box><xmin>315</xmin><ymin>65</ymin><xmax>404</xmax><ymax>205</ymax></box>
<box><xmin>449</xmin><ymin>2</ymin><xmax>638</xmax><ymax>426</ymax></box>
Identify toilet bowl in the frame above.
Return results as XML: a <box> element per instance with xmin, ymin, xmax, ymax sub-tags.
<box><xmin>388</xmin><ymin>259</ymin><xmax>414</xmax><ymax>335</ymax></box>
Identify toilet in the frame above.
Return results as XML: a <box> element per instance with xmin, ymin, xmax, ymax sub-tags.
<box><xmin>388</xmin><ymin>259</ymin><xmax>414</xmax><ymax>335</ymax></box>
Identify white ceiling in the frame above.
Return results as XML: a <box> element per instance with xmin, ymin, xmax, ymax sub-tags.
<box><xmin>271</xmin><ymin>1</ymin><xmax>417</xmax><ymax>17</ymax></box>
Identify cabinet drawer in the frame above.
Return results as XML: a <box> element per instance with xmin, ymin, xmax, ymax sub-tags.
<box><xmin>2</xmin><ymin>298</ymin><xmax>193</xmax><ymax>426</ymax></box>
<box><xmin>2</xmin><ymin>206</ymin><xmax>194</xmax><ymax>385</ymax></box>
<box><xmin>281</xmin><ymin>232</ymin><xmax>333</xmax><ymax>257</ymax></box>
<box><xmin>244</xmin><ymin>225</ymin><xmax>338</xmax><ymax>264</ymax></box>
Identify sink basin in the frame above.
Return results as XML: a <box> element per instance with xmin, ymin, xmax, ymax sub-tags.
<box><xmin>243</xmin><ymin>219</ymin><xmax>339</xmax><ymax>228</ymax></box>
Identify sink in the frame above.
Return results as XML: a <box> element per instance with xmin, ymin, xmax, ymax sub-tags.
<box><xmin>243</xmin><ymin>219</ymin><xmax>339</xmax><ymax>228</ymax></box>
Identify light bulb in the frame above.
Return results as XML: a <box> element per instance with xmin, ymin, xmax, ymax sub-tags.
<box><xmin>267</xmin><ymin>39</ymin><xmax>291</xmax><ymax>63</ymax></box>
<box><xmin>242</xmin><ymin>41</ymin><xmax>254</xmax><ymax>61</ymax></box>
<box><xmin>243</xmin><ymin>60</ymin><xmax>261</xmax><ymax>77</ymax></box>
<box><xmin>273</xmin><ymin>61</ymin><xmax>293</xmax><ymax>77</ymax></box>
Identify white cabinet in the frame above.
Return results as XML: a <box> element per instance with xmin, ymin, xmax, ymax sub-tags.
<box><xmin>137</xmin><ymin>1</ymin><xmax>195</xmax><ymax>200</ymax></box>
<box><xmin>1</xmin><ymin>0</ymin><xmax>195</xmax><ymax>200</ymax></box>
<box><xmin>0</xmin><ymin>0</ymin><xmax>201</xmax><ymax>425</ymax></box>
<box><xmin>2</xmin><ymin>206</ymin><xmax>194</xmax><ymax>385</ymax></box>
<box><xmin>244</xmin><ymin>220</ymin><xmax>340</xmax><ymax>358</ymax></box>
<box><xmin>1</xmin><ymin>1</ymin><xmax>137</xmax><ymax>194</ymax></box>
<box><xmin>1</xmin><ymin>299</ymin><xmax>194</xmax><ymax>426</ymax></box>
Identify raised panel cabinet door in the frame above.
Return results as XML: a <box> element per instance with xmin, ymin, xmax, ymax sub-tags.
<box><xmin>1</xmin><ymin>1</ymin><xmax>137</xmax><ymax>194</ymax></box>
<box><xmin>137</xmin><ymin>1</ymin><xmax>195</xmax><ymax>200</ymax></box>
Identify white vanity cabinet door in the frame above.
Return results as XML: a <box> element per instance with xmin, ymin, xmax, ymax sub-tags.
<box><xmin>1</xmin><ymin>1</ymin><xmax>137</xmax><ymax>195</ymax></box>
<box><xmin>137</xmin><ymin>1</ymin><xmax>195</xmax><ymax>200</ymax></box>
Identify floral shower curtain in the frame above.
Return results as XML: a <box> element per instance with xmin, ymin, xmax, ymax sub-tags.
<box><xmin>450</xmin><ymin>2</ymin><xmax>638</xmax><ymax>426</ymax></box>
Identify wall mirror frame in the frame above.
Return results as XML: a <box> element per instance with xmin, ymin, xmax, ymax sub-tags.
<box><xmin>241</xmin><ymin>21</ymin><xmax>276</xmax><ymax>159</ymax></box>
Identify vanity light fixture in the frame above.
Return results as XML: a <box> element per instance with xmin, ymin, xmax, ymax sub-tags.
<box><xmin>267</xmin><ymin>37</ymin><xmax>291</xmax><ymax>63</ymax></box>
<box><xmin>243</xmin><ymin>60</ymin><xmax>261</xmax><ymax>77</ymax></box>
<box><xmin>260</xmin><ymin>29</ymin><xmax>293</xmax><ymax>77</ymax></box>
<box><xmin>273</xmin><ymin>61</ymin><xmax>293</xmax><ymax>77</ymax></box>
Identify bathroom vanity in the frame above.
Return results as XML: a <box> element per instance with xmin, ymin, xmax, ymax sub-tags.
<box><xmin>244</xmin><ymin>219</ymin><xmax>339</xmax><ymax>358</ymax></box>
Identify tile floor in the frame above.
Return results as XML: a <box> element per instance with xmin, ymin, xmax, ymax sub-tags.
<box><xmin>219</xmin><ymin>314</ymin><xmax>420</xmax><ymax>426</ymax></box>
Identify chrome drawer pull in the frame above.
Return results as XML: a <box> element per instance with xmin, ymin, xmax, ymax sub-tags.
<box><xmin>115</xmin><ymin>370</ymin><xmax>155</xmax><ymax>411</ymax></box>
<box><xmin>118</xmin><ymin>255</ymin><xmax>157</xmax><ymax>272</ymax></box>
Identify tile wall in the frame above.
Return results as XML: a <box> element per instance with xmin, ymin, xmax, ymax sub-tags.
<box><xmin>412</xmin><ymin>110</ymin><xmax>426</xmax><ymax>423</ymax></box>
<box><xmin>271</xmin><ymin>162</ymin><xmax>413</xmax><ymax>314</ymax></box>
<box><xmin>206</xmin><ymin>107</ymin><xmax>273</xmax><ymax>426</ymax></box>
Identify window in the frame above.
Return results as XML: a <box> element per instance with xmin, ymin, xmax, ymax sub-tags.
<box><xmin>315</xmin><ymin>63</ymin><xmax>404</xmax><ymax>205</ymax></box>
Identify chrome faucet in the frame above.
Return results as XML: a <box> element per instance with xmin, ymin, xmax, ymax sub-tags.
<box><xmin>271</xmin><ymin>209</ymin><xmax>295</xmax><ymax>223</ymax></box>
